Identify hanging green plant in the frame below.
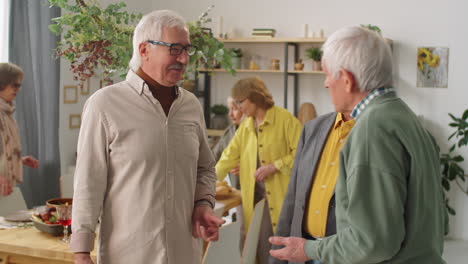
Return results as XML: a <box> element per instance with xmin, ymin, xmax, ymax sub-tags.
<box><xmin>48</xmin><ymin>0</ymin><xmax>142</xmax><ymax>84</ymax></box>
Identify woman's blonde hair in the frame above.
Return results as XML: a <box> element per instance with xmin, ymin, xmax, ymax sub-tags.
<box><xmin>231</xmin><ymin>77</ymin><xmax>274</xmax><ymax>109</ymax></box>
<box><xmin>0</xmin><ymin>63</ymin><xmax>24</xmax><ymax>91</ymax></box>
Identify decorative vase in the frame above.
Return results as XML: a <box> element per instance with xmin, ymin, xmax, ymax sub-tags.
<box><xmin>232</xmin><ymin>57</ymin><xmax>242</xmax><ymax>69</ymax></box>
<box><xmin>294</xmin><ymin>59</ymin><xmax>304</xmax><ymax>71</ymax></box>
<box><xmin>270</xmin><ymin>59</ymin><xmax>280</xmax><ymax>70</ymax></box>
<box><xmin>211</xmin><ymin>114</ymin><xmax>229</xmax><ymax>130</ymax></box>
<box><xmin>312</xmin><ymin>60</ymin><xmax>322</xmax><ymax>71</ymax></box>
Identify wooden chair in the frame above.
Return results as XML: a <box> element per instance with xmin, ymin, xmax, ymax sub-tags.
<box><xmin>203</xmin><ymin>221</ymin><xmax>242</xmax><ymax>264</ymax></box>
<box><xmin>298</xmin><ymin>103</ymin><xmax>317</xmax><ymax>125</ymax></box>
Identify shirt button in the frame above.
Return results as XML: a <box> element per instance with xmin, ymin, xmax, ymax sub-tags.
<box><xmin>331</xmin><ymin>162</ymin><xmax>335</xmax><ymax>166</ymax></box>
<box><xmin>339</xmin><ymin>139</ymin><xmax>344</xmax><ymax>143</ymax></box>
<box><xmin>261</xmin><ymin>160</ymin><xmax>266</xmax><ymax>163</ymax></box>
<box><xmin>321</xmin><ymin>185</ymin><xmax>326</xmax><ymax>189</ymax></box>
<box><xmin>259</xmin><ymin>144</ymin><xmax>263</xmax><ymax>147</ymax></box>
<box><xmin>259</xmin><ymin>129</ymin><xmax>263</xmax><ymax>132</ymax></box>
<box><xmin>315</xmin><ymin>210</ymin><xmax>320</xmax><ymax>215</ymax></box>
<box><xmin>269</xmin><ymin>207</ymin><xmax>274</xmax><ymax>211</ymax></box>
<box><xmin>267</xmin><ymin>191</ymin><xmax>271</xmax><ymax>195</ymax></box>
<box><xmin>273</xmin><ymin>223</ymin><xmax>276</xmax><ymax>227</ymax></box>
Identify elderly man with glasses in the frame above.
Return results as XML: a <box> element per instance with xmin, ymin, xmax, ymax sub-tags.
<box><xmin>70</xmin><ymin>10</ymin><xmax>223</xmax><ymax>264</ymax></box>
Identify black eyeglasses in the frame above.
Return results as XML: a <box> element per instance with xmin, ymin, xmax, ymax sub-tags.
<box><xmin>147</xmin><ymin>40</ymin><xmax>196</xmax><ymax>56</ymax></box>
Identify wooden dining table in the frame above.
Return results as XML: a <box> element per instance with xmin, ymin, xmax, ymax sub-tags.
<box><xmin>0</xmin><ymin>190</ymin><xmax>241</xmax><ymax>264</ymax></box>
<box><xmin>0</xmin><ymin>227</ymin><xmax>97</xmax><ymax>264</ymax></box>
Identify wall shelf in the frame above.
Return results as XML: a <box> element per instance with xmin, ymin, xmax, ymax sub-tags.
<box><xmin>199</xmin><ymin>69</ymin><xmax>325</xmax><ymax>74</ymax></box>
<box><xmin>218</xmin><ymin>37</ymin><xmax>327</xmax><ymax>43</ymax></box>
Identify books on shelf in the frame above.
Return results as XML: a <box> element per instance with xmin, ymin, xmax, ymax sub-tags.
<box><xmin>251</xmin><ymin>28</ymin><xmax>276</xmax><ymax>38</ymax></box>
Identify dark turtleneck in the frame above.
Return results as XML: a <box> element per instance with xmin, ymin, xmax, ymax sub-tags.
<box><xmin>136</xmin><ymin>68</ymin><xmax>177</xmax><ymax>117</ymax></box>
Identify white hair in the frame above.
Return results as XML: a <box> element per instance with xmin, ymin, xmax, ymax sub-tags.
<box><xmin>322</xmin><ymin>26</ymin><xmax>393</xmax><ymax>92</ymax></box>
<box><xmin>129</xmin><ymin>10</ymin><xmax>187</xmax><ymax>71</ymax></box>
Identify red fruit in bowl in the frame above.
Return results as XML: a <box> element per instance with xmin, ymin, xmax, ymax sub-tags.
<box><xmin>41</xmin><ymin>212</ymin><xmax>50</xmax><ymax>221</ymax></box>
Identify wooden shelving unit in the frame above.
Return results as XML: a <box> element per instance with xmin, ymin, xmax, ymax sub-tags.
<box><xmin>218</xmin><ymin>37</ymin><xmax>327</xmax><ymax>43</ymax></box>
<box><xmin>195</xmin><ymin>37</ymin><xmax>328</xmax><ymax>126</ymax></box>
<box><xmin>199</xmin><ymin>69</ymin><xmax>325</xmax><ymax>75</ymax></box>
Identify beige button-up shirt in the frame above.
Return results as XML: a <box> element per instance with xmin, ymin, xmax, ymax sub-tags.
<box><xmin>70</xmin><ymin>70</ymin><xmax>216</xmax><ymax>264</ymax></box>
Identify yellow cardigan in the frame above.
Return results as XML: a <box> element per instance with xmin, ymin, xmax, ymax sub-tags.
<box><xmin>215</xmin><ymin>106</ymin><xmax>302</xmax><ymax>233</ymax></box>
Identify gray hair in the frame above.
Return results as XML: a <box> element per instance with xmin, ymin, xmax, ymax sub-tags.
<box><xmin>129</xmin><ymin>10</ymin><xmax>187</xmax><ymax>71</ymax></box>
<box><xmin>0</xmin><ymin>62</ymin><xmax>24</xmax><ymax>91</ymax></box>
<box><xmin>322</xmin><ymin>26</ymin><xmax>393</xmax><ymax>92</ymax></box>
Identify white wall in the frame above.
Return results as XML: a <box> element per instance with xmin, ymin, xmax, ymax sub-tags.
<box><xmin>147</xmin><ymin>0</ymin><xmax>468</xmax><ymax>239</ymax></box>
<box><xmin>58</xmin><ymin>0</ymin><xmax>468</xmax><ymax>240</ymax></box>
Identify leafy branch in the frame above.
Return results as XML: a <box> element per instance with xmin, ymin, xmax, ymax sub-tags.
<box><xmin>48</xmin><ymin>0</ymin><xmax>142</xmax><ymax>83</ymax></box>
<box><xmin>441</xmin><ymin>109</ymin><xmax>468</xmax><ymax>215</ymax></box>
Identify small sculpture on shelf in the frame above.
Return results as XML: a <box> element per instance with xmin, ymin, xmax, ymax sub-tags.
<box><xmin>270</xmin><ymin>59</ymin><xmax>280</xmax><ymax>70</ymax></box>
<box><xmin>294</xmin><ymin>59</ymin><xmax>304</xmax><ymax>71</ymax></box>
<box><xmin>249</xmin><ymin>60</ymin><xmax>260</xmax><ymax>70</ymax></box>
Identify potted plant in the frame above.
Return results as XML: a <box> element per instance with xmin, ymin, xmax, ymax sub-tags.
<box><xmin>306</xmin><ymin>47</ymin><xmax>322</xmax><ymax>71</ymax></box>
<box><xmin>210</xmin><ymin>104</ymin><xmax>229</xmax><ymax>129</ymax></box>
<box><xmin>440</xmin><ymin>109</ymin><xmax>468</xmax><ymax>215</ymax></box>
<box><xmin>48</xmin><ymin>0</ymin><xmax>142</xmax><ymax>84</ymax></box>
<box><xmin>230</xmin><ymin>48</ymin><xmax>243</xmax><ymax>69</ymax></box>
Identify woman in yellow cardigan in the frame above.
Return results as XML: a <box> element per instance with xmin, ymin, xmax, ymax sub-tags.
<box><xmin>215</xmin><ymin>77</ymin><xmax>302</xmax><ymax>264</ymax></box>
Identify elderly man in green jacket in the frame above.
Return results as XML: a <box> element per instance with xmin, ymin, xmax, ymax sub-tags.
<box><xmin>269</xmin><ymin>26</ymin><xmax>447</xmax><ymax>264</ymax></box>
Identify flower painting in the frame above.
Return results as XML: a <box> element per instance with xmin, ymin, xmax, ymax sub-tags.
<box><xmin>417</xmin><ymin>47</ymin><xmax>449</xmax><ymax>88</ymax></box>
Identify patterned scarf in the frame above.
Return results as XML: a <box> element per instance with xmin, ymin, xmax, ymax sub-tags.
<box><xmin>0</xmin><ymin>97</ymin><xmax>22</xmax><ymax>196</ymax></box>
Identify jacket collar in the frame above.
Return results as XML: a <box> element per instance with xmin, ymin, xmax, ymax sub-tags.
<box><xmin>244</xmin><ymin>106</ymin><xmax>276</xmax><ymax>131</ymax></box>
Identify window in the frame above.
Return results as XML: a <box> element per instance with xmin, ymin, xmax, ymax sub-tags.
<box><xmin>0</xmin><ymin>0</ymin><xmax>10</xmax><ymax>62</ymax></box>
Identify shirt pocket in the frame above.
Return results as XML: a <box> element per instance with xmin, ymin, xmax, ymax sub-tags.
<box><xmin>174</xmin><ymin>124</ymin><xmax>200</xmax><ymax>162</ymax></box>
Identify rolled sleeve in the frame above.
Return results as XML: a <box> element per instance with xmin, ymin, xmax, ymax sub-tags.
<box><xmin>70</xmin><ymin>232</ymin><xmax>96</xmax><ymax>253</ymax></box>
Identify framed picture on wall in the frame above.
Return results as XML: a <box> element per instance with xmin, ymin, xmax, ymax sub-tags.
<box><xmin>416</xmin><ymin>47</ymin><xmax>449</xmax><ymax>88</ymax></box>
<box><xmin>69</xmin><ymin>114</ymin><xmax>81</xmax><ymax>129</ymax></box>
<box><xmin>80</xmin><ymin>78</ymin><xmax>90</xmax><ymax>95</ymax></box>
<box><xmin>63</xmin><ymin>85</ymin><xmax>78</xmax><ymax>104</ymax></box>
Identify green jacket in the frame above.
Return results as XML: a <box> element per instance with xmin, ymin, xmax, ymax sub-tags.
<box><xmin>305</xmin><ymin>92</ymin><xmax>447</xmax><ymax>263</ymax></box>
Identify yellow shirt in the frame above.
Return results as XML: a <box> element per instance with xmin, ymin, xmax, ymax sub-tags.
<box><xmin>304</xmin><ymin>113</ymin><xmax>354</xmax><ymax>238</ymax></box>
<box><xmin>215</xmin><ymin>106</ymin><xmax>302</xmax><ymax>233</ymax></box>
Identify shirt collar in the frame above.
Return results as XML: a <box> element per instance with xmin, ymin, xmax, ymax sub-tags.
<box><xmin>244</xmin><ymin>106</ymin><xmax>276</xmax><ymax>131</ymax></box>
<box><xmin>350</xmin><ymin>87</ymin><xmax>395</xmax><ymax>119</ymax></box>
<box><xmin>126</xmin><ymin>70</ymin><xmax>146</xmax><ymax>95</ymax></box>
<box><xmin>333</xmin><ymin>112</ymin><xmax>355</xmax><ymax>129</ymax></box>
<box><xmin>125</xmin><ymin>69</ymin><xmax>180</xmax><ymax>98</ymax></box>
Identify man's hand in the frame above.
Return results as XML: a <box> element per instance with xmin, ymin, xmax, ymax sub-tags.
<box><xmin>254</xmin><ymin>164</ymin><xmax>277</xmax><ymax>182</ymax></box>
<box><xmin>74</xmin><ymin>253</ymin><xmax>94</xmax><ymax>264</ymax></box>
<box><xmin>192</xmin><ymin>204</ymin><xmax>225</xmax><ymax>241</ymax></box>
<box><xmin>22</xmin><ymin>156</ymin><xmax>39</xmax><ymax>168</ymax></box>
<box><xmin>0</xmin><ymin>176</ymin><xmax>13</xmax><ymax>196</ymax></box>
<box><xmin>269</xmin><ymin>236</ymin><xmax>311</xmax><ymax>262</ymax></box>
<box><xmin>230</xmin><ymin>165</ymin><xmax>240</xmax><ymax>176</ymax></box>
